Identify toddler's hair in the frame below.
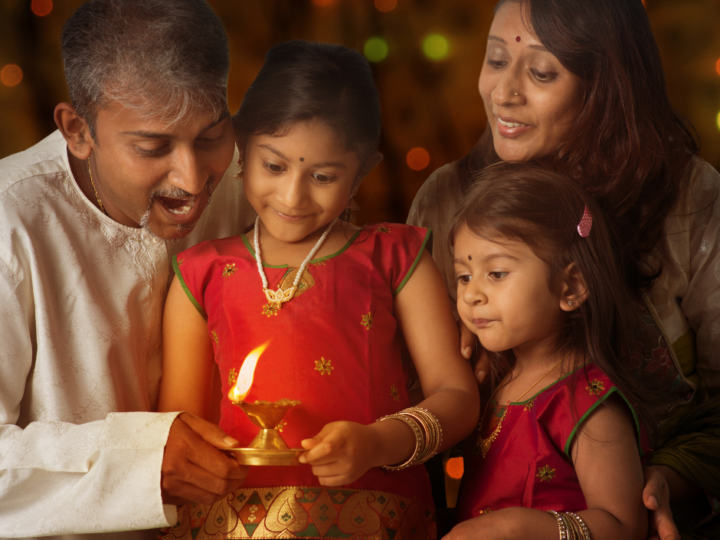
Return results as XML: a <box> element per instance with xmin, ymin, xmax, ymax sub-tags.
<box><xmin>451</xmin><ymin>162</ymin><xmax>654</xmax><ymax>427</ymax></box>
<box><xmin>233</xmin><ymin>40</ymin><xmax>381</xmax><ymax>177</ymax></box>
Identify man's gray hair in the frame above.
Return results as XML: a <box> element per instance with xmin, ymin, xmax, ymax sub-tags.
<box><xmin>62</xmin><ymin>0</ymin><xmax>229</xmax><ymax>140</ymax></box>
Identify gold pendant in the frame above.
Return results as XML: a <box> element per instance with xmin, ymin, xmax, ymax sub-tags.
<box><xmin>263</xmin><ymin>286</ymin><xmax>296</xmax><ymax>306</ymax></box>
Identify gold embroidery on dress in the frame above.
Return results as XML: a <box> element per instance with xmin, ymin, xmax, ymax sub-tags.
<box><xmin>586</xmin><ymin>379</ymin><xmax>605</xmax><ymax>396</ymax></box>
<box><xmin>375</xmin><ymin>226</ymin><xmax>391</xmax><ymax>234</ymax></box>
<box><xmin>478</xmin><ymin>508</ymin><xmax>493</xmax><ymax>515</ymax></box>
<box><xmin>315</xmin><ymin>357</ymin><xmax>334</xmax><ymax>376</ymax></box>
<box><xmin>279</xmin><ymin>267</ymin><xmax>315</xmax><ymax>297</ymax></box>
<box><xmin>228</xmin><ymin>368</ymin><xmax>238</xmax><ymax>387</ymax></box>
<box><xmin>177</xmin><ymin>259</ymin><xmax>184</xmax><ymax>266</ymax></box>
<box><xmin>262</xmin><ymin>303</ymin><xmax>280</xmax><ymax>317</ymax></box>
<box><xmin>537</xmin><ymin>465</ymin><xmax>556</xmax><ymax>482</ymax></box>
<box><xmin>223</xmin><ymin>263</ymin><xmax>237</xmax><ymax>277</ymax></box>
<box><xmin>391</xmin><ymin>384</ymin><xmax>400</xmax><ymax>402</ymax></box>
<box><xmin>311</xmin><ymin>259</ymin><xmax>327</xmax><ymax>266</ymax></box>
<box><xmin>361</xmin><ymin>312</ymin><xmax>374</xmax><ymax>330</ymax></box>
<box><xmin>211</xmin><ymin>330</ymin><xmax>219</xmax><ymax>345</ymax></box>
<box><xmin>523</xmin><ymin>400</ymin><xmax>534</xmax><ymax>412</ymax></box>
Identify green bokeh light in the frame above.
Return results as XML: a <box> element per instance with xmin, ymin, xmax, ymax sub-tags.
<box><xmin>364</xmin><ymin>37</ymin><xmax>389</xmax><ymax>63</ymax></box>
<box><xmin>717</xmin><ymin>111</ymin><xmax>720</xmax><ymax>131</ymax></box>
<box><xmin>422</xmin><ymin>34</ymin><xmax>450</xmax><ymax>61</ymax></box>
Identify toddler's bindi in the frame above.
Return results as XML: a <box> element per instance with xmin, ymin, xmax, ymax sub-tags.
<box><xmin>516</xmin><ymin>36</ymin><xmax>521</xmax><ymax>42</ymax></box>
<box><xmin>300</xmin><ymin>157</ymin><xmax>305</xmax><ymax>162</ymax></box>
<box><xmin>468</xmin><ymin>255</ymin><xmax>472</xmax><ymax>261</ymax></box>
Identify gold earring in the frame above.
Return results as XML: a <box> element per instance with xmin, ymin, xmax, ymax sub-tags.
<box><xmin>234</xmin><ymin>160</ymin><xmax>244</xmax><ymax>181</ymax></box>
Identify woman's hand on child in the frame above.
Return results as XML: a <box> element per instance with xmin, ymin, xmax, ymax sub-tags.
<box><xmin>458</xmin><ymin>321</ymin><xmax>489</xmax><ymax>386</ymax></box>
<box><xmin>298</xmin><ymin>421</ymin><xmax>384</xmax><ymax>486</ymax></box>
<box><xmin>643</xmin><ymin>467</ymin><xmax>680</xmax><ymax>540</ymax></box>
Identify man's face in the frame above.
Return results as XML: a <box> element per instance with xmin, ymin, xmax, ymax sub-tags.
<box><xmin>90</xmin><ymin>100</ymin><xmax>235</xmax><ymax>240</ymax></box>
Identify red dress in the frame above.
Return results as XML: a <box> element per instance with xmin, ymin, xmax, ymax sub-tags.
<box><xmin>456</xmin><ymin>364</ymin><xmax>648</xmax><ymax>521</ymax></box>
<box><xmin>162</xmin><ymin>224</ymin><xmax>436</xmax><ymax>540</ymax></box>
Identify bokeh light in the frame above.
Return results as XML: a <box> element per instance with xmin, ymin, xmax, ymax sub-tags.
<box><xmin>406</xmin><ymin>147</ymin><xmax>430</xmax><ymax>171</ymax></box>
<box><xmin>422</xmin><ymin>34</ymin><xmax>450</xmax><ymax>61</ymax></box>
<box><xmin>374</xmin><ymin>0</ymin><xmax>397</xmax><ymax>12</ymax></box>
<box><xmin>446</xmin><ymin>457</ymin><xmax>464</xmax><ymax>479</ymax></box>
<box><xmin>312</xmin><ymin>0</ymin><xmax>335</xmax><ymax>6</ymax></box>
<box><xmin>364</xmin><ymin>37</ymin><xmax>389</xmax><ymax>63</ymax></box>
<box><xmin>31</xmin><ymin>0</ymin><xmax>53</xmax><ymax>17</ymax></box>
<box><xmin>716</xmin><ymin>58</ymin><xmax>720</xmax><ymax>77</ymax></box>
<box><xmin>717</xmin><ymin>112</ymin><xmax>720</xmax><ymax>132</ymax></box>
<box><xmin>0</xmin><ymin>65</ymin><xmax>23</xmax><ymax>88</ymax></box>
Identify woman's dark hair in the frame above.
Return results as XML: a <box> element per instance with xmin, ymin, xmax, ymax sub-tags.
<box><xmin>451</xmin><ymin>162</ymin><xmax>655</xmax><ymax>428</ymax></box>
<box><xmin>233</xmin><ymin>40</ymin><xmax>381</xmax><ymax>176</ymax></box>
<box><xmin>460</xmin><ymin>0</ymin><xmax>699</xmax><ymax>292</ymax></box>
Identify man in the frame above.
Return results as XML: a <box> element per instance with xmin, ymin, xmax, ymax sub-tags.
<box><xmin>0</xmin><ymin>1</ymin><xmax>255</xmax><ymax>537</ymax></box>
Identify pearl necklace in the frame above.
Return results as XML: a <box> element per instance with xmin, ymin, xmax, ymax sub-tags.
<box><xmin>254</xmin><ymin>216</ymin><xmax>338</xmax><ymax>310</ymax></box>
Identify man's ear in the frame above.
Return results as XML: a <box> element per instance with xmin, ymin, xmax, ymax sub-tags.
<box><xmin>54</xmin><ymin>102</ymin><xmax>94</xmax><ymax>160</ymax></box>
<box><xmin>559</xmin><ymin>262</ymin><xmax>588</xmax><ymax>312</ymax></box>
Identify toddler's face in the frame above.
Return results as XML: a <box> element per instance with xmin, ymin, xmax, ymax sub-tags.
<box><xmin>241</xmin><ymin>119</ymin><xmax>360</xmax><ymax>244</ymax></box>
<box><xmin>454</xmin><ymin>226</ymin><xmax>564</xmax><ymax>357</ymax></box>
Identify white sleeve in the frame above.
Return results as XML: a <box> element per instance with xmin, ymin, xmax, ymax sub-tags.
<box><xmin>680</xmin><ymin>163</ymin><xmax>720</xmax><ymax>391</ymax></box>
<box><xmin>0</xmin><ymin>257</ymin><xmax>179</xmax><ymax>537</ymax></box>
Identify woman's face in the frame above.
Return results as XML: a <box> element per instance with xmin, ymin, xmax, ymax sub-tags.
<box><xmin>479</xmin><ymin>1</ymin><xmax>584</xmax><ymax>163</ymax></box>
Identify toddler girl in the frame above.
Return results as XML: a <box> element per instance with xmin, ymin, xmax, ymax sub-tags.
<box><xmin>158</xmin><ymin>40</ymin><xmax>478</xmax><ymax>540</ymax></box>
<box><xmin>448</xmin><ymin>162</ymin><xmax>651</xmax><ymax>540</ymax></box>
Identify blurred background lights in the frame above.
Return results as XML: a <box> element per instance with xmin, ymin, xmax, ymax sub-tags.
<box><xmin>406</xmin><ymin>147</ymin><xmax>430</xmax><ymax>171</ymax></box>
<box><xmin>1</xmin><ymin>65</ymin><xmax>23</xmax><ymax>88</ymax></box>
<box><xmin>445</xmin><ymin>457</ymin><xmax>464</xmax><ymax>480</ymax></box>
<box><xmin>363</xmin><ymin>37</ymin><xmax>389</xmax><ymax>63</ymax></box>
<box><xmin>422</xmin><ymin>34</ymin><xmax>450</xmax><ymax>61</ymax></box>
<box><xmin>716</xmin><ymin>58</ymin><xmax>720</xmax><ymax>77</ymax></box>
<box><xmin>374</xmin><ymin>0</ymin><xmax>397</xmax><ymax>13</ymax></box>
<box><xmin>31</xmin><ymin>0</ymin><xmax>53</xmax><ymax>17</ymax></box>
<box><xmin>717</xmin><ymin>112</ymin><xmax>720</xmax><ymax>132</ymax></box>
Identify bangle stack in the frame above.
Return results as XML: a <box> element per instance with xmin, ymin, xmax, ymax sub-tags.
<box><xmin>547</xmin><ymin>511</ymin><xmax>591</xmax><ymax>540</ymax></box>
<box><xmin>378</xmin><ymin>407</ymin><xmax>443</xmax><ymax>470</ymax></box>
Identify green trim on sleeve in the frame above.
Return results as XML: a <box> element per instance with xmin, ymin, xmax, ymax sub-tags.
<box><xmin>172</xmin><ymin>255</ymin><xmax>207</xmax><ymax>320</ymax></box>
<box><xmin>563</xmin><ymin>386</ymin><xmax>643</xmax><ymax>458</ymax></box>
<box><xmin>394</xmin><ymin>229</ymin><xmax>433</xmax><ymax>297</ymax></box>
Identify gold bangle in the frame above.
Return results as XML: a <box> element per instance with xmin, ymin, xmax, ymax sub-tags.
<box><xmin>399</xmin><ymin>408</ymin><xmax>442</xmax><ymax>464</ymax></box>
<box><xmin>565</xmin><ymin>513</ymin><xmax>591</xmax><ymax>540</ymax></box>
<box><xmin>547</xmin><ymin>511</ymin><xmax>567</xmax><ymax>540</ymax></box>
<box><xmin>378</xmin><ymin>413</ymin><xmax>423</xmax><ymax>470</ymax></box>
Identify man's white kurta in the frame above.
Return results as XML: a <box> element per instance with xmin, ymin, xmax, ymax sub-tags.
<box><xmin>0</xmin><ymin>131</ymin><xmax>256</xmax><ymax>539</ymax></box>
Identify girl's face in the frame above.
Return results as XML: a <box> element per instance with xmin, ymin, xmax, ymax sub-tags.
<box><xmin>241</xmin><ymin>120</ymin><xmax>360</xmax><ymax>245</ymax></box>
<box><xmin>479</xmin><ymin>1</ymin><xmax>584</xmax><ymax>163</ymax></box>
<box><xmin>454</xmin><ymin>225</ymin><xmax>565</xmax><ymax>358</ymax></box>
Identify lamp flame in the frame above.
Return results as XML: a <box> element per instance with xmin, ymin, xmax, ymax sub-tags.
<box><xmin>229</xmin><ymin>342</ymin><xmax>269</xmax><ymax>403</ymax></box>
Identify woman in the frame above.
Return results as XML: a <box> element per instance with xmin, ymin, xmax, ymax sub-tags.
<box><xmin>408</xmin><ymin>1</ymin><xmax>720</xmax><ymax>539</ymax></box>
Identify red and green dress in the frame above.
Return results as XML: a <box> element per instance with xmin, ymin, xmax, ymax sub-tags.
<box><xmin>161</xmin><ymin>223</ymin><xmax>436</xmax><ymax>540</ymax></box>
<box><xmin>456</xmin><ymin>364</ymin><xmax>648</xmax><ymax>521</ymax></box>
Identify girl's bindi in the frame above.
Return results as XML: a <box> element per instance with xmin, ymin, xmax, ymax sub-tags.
<box><xmin>299</xmin><ymin>157</ymin><xmax>305</xmax><ymax>162</ymax></box>
<box><xmin>516</xmin><ymin>36</ymin><xmax>521</xmax><ymax>42</ymax></box>
<box><xmin>468</xmin><ymin>255</ymin><xmax>472</xmax><ymax>261</ymax></box>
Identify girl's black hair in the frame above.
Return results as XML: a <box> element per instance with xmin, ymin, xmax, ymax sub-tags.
<box><xmin>233</xmin><ymin>40</ymin><xmax>381</xmax><ymax>175</ymax></box>
<box><xmin>451</xmin><ymin>162</ymin><xmax>658</xmax><ymax>430</ymax></box>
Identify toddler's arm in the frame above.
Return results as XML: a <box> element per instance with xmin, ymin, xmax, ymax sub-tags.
<box><xmin>300</xmin><ymin>251</ymin><xmax>480</xmax><ymax>485</ymax></box>
<box><xmin>445</xmin><ymin>395</ymin><xmax>647</xmax><ymax>540</ymax></box>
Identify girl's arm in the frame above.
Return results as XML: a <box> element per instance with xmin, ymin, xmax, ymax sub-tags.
<box><xmin>158</xmin><ymin>276</ymin><xmax>216</xmax><ymax>419</ymax></box>
<box><xmin>445</xmin><ymin>396</ymin><xmax>647</xmax><ymax>540</ymax></box>
<box><xmin>300</xmin><ymin>251</ymin><xmax>480</xmax><ymax>485</ymax></box>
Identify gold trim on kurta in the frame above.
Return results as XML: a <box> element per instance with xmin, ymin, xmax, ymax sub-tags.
<box><xmin>229</xmin><ymin>368</ymin><xmax>238</xmax><ymax>387</ymax></box>
<box><xmin>161</xmin><ymin>486</ymin><xmax>436</xmax><ymax>540</ymax></box>
<box><xmin>315</xmin><ymin>357</ymin><xmax>334</xmax><ymax>376</ymax></box>
<box><xmin>212</xmin><ymin>330</ymin><xmax>219</xmax><ymax>345</ymax></box>
<box><xmin>278</xmin><ymin>268</ymin><xmax>315</xmax><ymax>297</ymax></box>
<box><xmin>391</xmin><ymin>384</ymin><xmax>400</xmax><ymax>402</ymax></box>
<box><xmin>375</xmin><ymin>226</ymin><xmax>391</xmax><ymax>234</ymax></box>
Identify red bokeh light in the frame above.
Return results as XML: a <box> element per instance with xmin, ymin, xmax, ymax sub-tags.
<box><xmin>716</xmin><ymin>58</ymin><xmax>720</xmax><ymax>77</ymax></box>
<box><xmin>446</xmin><ymin>457</ymin><xmax>464</xmax><ymax>479</ymax></box>
<box><xmin>1</xmin><ymin>65</ymin><xmax>23</xmax><ymax>88</ymax></box>
<box><xmin>375</xmin><ymin>0</ymin><xmax>398</xmax><ymax>13</ymax></box>
<box><xmin>31</xmin><ymin>0</ymin><xmax>53</xmax><ymax>17</ymax></box>
<box><xmin>406</xmin><ymin>147</ymin><xmax>431</xmax><ymax>171</ymax></box>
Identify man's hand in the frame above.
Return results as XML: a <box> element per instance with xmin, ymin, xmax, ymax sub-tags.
<box><xmin>644</xmin><ymin>466</ymin><xmax>680</xmax><ymax>540</ymax></box>
<box><xmin>161</xmin><ymin>412</ymin><xmax>249</xmax><ymax>506</ymax></box>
